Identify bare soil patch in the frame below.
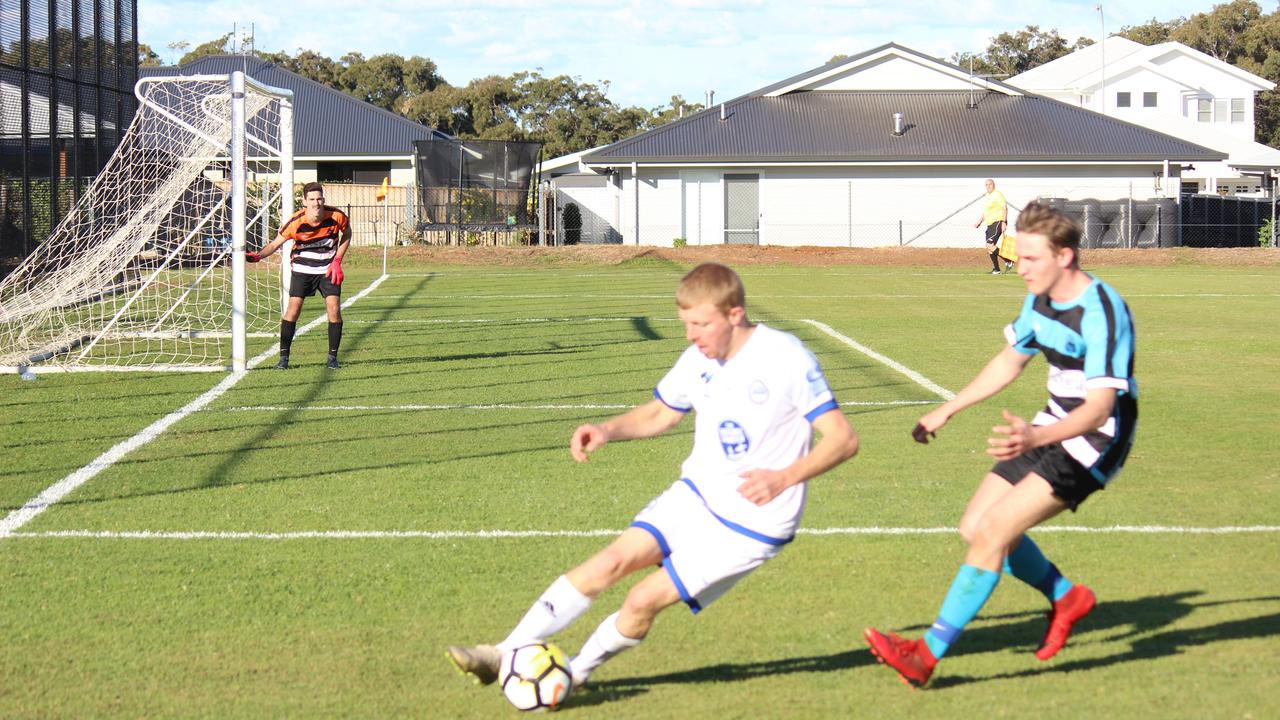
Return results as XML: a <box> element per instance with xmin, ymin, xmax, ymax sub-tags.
<box><xmin>383</xmin><ymin>244</ymin><xmax>1280</xmax><ymax>269</ymax></box>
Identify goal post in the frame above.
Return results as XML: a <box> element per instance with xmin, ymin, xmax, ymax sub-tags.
<box><xmin>0</xmin><ymin>71</ymin><xmax>294</xmax><ymax>373</ymax></box>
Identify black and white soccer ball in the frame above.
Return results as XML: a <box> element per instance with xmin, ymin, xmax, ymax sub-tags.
<box><xmin>500</xmin><ymin>642</ymin><xmax>573</xmax><ymax>712</ymax></box>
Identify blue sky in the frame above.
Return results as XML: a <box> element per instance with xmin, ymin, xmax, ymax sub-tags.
<box><xmin>138</xmin><ymin>0</ymin><xmax>1227</xmax><ymax>109</ymax></box>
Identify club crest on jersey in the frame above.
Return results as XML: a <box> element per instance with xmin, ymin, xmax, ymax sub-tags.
<box><xmin>718</xmin><ymin>420</ymin><xmax>750</xmax><ymax>459</ymax></box>
<box><xmin>748</xmin><ymin>380</ymin><xmax>769</xmax><ymax>404</ymax></box>
<box><xmin>806</xmin><ymin>367</ymin><xmax>830</xmax><ymax>396</ymax></box>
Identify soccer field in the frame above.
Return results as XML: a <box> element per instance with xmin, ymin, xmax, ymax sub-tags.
<box><xmin>1</xmin><ymin>249</ymin><xmax>1277</xmax><ymax>718</ymax></box>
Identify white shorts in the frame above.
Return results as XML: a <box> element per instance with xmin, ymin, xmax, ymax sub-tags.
<box><xmin>631</xmin><ymin>479</ymin><xmax>788</xmax><ymax>614</ymax></box>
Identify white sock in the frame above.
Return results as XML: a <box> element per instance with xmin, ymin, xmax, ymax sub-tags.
<box><xmin>570</xmin><ymin>611</ymin><xmax>643</xmax><ymax>686</ymax></box>
<box><xmin>497</xmin><ymin>575</ymin><xmax>592</xmax><ymax>652</ymax></box>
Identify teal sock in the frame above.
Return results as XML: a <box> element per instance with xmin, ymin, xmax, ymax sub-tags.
<box><xmin>1006</xmin><ymin>535</ymin><xmax>1073</xmax><ymax>602</ymax></box>
<box><xmin>923</xmin><ymin>564</ymin><xmax>1000</xmax><ymax>659</ymax></box>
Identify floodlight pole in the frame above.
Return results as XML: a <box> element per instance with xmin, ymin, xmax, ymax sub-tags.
<box><xmin>1097</xmin><ymin>4</ymin><xmax>1106</xmax><ymax>113</ymax></box>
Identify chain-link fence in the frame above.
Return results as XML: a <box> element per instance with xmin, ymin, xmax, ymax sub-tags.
<box><xmin>1</xmin><ymin>0</ymin><xmax>138</xmax><ymax>273</ymax></box>
<box><xmin>544</xmin><ymin>176</ymin><xmax>1279</xmax><ymax>249</ymax></box>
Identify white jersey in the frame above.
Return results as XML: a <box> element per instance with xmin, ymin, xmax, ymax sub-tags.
<box><xmin>654</xmin><ymin>324</ymin><xmax>838</xmax><ymax>542</ymax></box>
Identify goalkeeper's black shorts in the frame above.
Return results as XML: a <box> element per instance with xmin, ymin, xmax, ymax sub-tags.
<box><xmin>289</xmin><ymin>271</ymin><xmax>340</xmax><ymax>298</ymax></box>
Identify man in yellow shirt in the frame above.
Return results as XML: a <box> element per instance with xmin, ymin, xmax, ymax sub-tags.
<box><xmin>974</xmin><ymin>179</ymin><xmax>1008</xmax><ymax>275</ymax></box>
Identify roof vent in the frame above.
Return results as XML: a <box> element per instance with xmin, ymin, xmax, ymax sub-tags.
<box><xmin>892</xmin><ymin>112</ymin><xmax>905</xmax><ymax>136</ymax></box>
<box><xmin>706</xmin><ymin>90</ymin><xmax>715</xmax><ymax>108</ymax></box>
<box><xmin>720</xmin><ymin>103</ymin><xmax>727</xmax><ymax>122</ymax></box>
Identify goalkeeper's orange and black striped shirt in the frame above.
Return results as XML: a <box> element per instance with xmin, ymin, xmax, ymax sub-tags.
<box><xmin>279</xmin><ymin>206</ymin><xmax>349</xmax><ymax>275</ymax></box>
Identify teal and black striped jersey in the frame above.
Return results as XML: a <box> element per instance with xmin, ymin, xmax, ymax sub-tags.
<box><xmin>1004</xmin><ymin>276</ymin><xmax>1137</xmax><ymax>484</ymax></box>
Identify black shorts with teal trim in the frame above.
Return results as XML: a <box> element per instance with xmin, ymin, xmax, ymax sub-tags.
<box><xmin>991</xmin><ymin>443</ymin><xmax>1104</xmax><ymax>511</ymax></box>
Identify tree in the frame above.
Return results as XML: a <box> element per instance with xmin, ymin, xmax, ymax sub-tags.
<box><xmin>951</xmin><ymin>25</ymin><xmax>1093</xmax><ymax>78</ymax></box>
<box><xmin>178</xmin><ymin>34</ymin><xmax>232</xmax><ymax>65</ymax></box>
<box><xmin>138</xmin><ymin>43</ymin><xmax>163</xmax><ymax>67</ymax></box>
<box><xmin>649</xmin><ymin>95</ymin><xmax>704</xmax><ymax>127</ymax></box>
<box><xmin>1118</xmin><ymin>17</ymin><xmax>1186</xmax><ymax>45</ymax></box>
<box><xmin>1169</xmin><ymin>0</ymin><xmax>1261</xmax><ymax>64</ymax></box>
<box><xmin>165</xmin><ymin>41</ymin><xmax>189</xmax><ymax>65</ymax></box>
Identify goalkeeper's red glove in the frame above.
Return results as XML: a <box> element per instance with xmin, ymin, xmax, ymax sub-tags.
<box><xmin>327</xmin><ymin>255</ymin><xmax>344</xmax><ymax>285</ymax></box>
<box><xmin>246</xmin><ymin>250</ymin><xmax>261</xmax><ymax>263</ymax></box>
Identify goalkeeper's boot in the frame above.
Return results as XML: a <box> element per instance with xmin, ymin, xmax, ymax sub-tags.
<box><xmin>274</xmin><ymin>353</ymin><xmax>290</xmax><ymax>370</ymax></box>
<box><xmin>1036</xmin><ymin>584</ymin><xmax>1096</xmax><ymax>660</ymax></box>
<box><xmin>446</xmin><ymin>644</ymin><xmax>501</xmax><ymax>686</ymax></box>
<box><xmin>326</xmin><ymin>352</ymin><xmax>340</xmax><ymax>370</ymax></box>
<box><xmin>864</xmin><ymin>628</ymin><xmax>936</xmax><ymax>688</ymax></box>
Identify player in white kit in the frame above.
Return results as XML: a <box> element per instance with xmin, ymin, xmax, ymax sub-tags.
<box><xmin>447</xmin><ymin>263</ymin><xmax>860</xmax><ymax>691</ymax></box>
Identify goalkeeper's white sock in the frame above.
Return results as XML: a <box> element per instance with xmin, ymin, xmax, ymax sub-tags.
<box><xmin>570</xmin><ymin>611</ymin><xmax>642</xmax><ymax>687</ymax></box>
<box><xmin>497</xmin><ymin>575</ymin><xmax>592</xmax><ymax>651</ymax></box>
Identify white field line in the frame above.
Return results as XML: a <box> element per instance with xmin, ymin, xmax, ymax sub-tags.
<box><xmin>802</xmin><ymin>319</ymin><xmax>954</xmax><ymax>401</ymax></box>
<box><xmin>9</xmin><ymin>525</ymin><xmax>1280</xmax><ymax>541</ymax></box>
<box><xmin>225</xmin><ymin>400</ymin><xmax>935</xmax><ymax>413</ymax></box>
<box><xmin>343</xmin><ymin>316</ymin><xmax>680</xmax><ymax>325</ymax></box>
<box><xmin>367</xmin><ymin>292</ymin><xmax>1279</xmax><ymax>300</ymax></box>
<box><xmin>0</xmin><ymin>275</ymin><xmax>389</xmax><ymax>539</ymax></box>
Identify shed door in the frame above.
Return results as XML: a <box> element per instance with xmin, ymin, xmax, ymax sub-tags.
<box><xmin>724</xmin><ymin>173</ymin><xmax>759</xmax><ymax>245</ymax></box>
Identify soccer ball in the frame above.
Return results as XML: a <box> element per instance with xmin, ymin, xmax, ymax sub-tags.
<box><xmin>500</xmin><ymin>642</ymin><xmax>573</xmax><ymax>712</ymax></box>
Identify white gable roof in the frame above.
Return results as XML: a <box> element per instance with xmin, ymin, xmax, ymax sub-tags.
<box><xmin>764</xmin><ymin>44</ymin><xmax>1022</xmax><ymax>96</ymax></box>
<box><xmin>1010</xmin><ymin>36</ymin><xmax>1274</xmax><ymax>93</ymax></box>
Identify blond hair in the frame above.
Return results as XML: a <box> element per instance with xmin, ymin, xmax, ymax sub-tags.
<box><xmin>676</xmin><ymin>263</ymin><xmax>745</xmax><ymax>314</ymax></box>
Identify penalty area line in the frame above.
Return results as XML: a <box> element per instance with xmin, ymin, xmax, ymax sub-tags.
<box><xmin>0</xmin><ymin>275</ymin><xmax>390</xmax><ymax>540</ymax></box>
<box><xmin>223</xmin><ymin>400</ymin><xmax>935</xmax><ymax>413</ymax></box>
<box><xmin>8</xmin><ymin>525</ymin><xmax>1280</xmax><ymax>541</ymax></box>
<box><xmin>801</xmin><ymin>319</ymin><xmax>954</xmax><ymax>401</ymax></box>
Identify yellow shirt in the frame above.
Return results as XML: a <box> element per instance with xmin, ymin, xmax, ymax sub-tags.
<box><xmin>982</xmin><ymin>190</ymin><xmax>1008</xmax><ymax>225</ymax></box>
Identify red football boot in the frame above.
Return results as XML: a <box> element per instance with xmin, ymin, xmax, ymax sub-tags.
<box><xmin>864</xmin><ymin>627</ymin><xmax>938</xmax><ymax>688</ymax></box>
<box><xmin>1036</xmin><ymin>585</ymin><xmax>1097</xmax><ymax>660</ymax></box>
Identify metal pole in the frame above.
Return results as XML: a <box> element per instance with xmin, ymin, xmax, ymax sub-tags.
<box><xmin>279</xmin><ymin>98</ymin><xmax>294</xmax><ymax>315</ymax></box>
<box><xmin>230</xmin><ymin>71</ymin><xmax>247</xmax><ymax>372</ymax></box>
<box><xmin>383</xmin><ymin>194</ymin><xmax>390</xmax><ymax>276</ymax></box>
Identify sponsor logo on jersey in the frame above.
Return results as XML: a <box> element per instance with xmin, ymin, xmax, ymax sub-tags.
<box><xmin>718</xmin><ymin>420</ymin><xmax>750</xmax><ymax>459</ymax></box>
<box><xmin>748</xmin><ymin>380</ymin><xmax>769</xmax><ymax>404</ymax></box>
<box><xmin>701</xmin><ymin>371</ymin><xmax>714</xmax><ymax>384</ymax></box>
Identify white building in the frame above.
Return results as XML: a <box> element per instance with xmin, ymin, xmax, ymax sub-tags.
<box><xmin>1008</xmin><ymin>36</ymin><xmax>1280</xmax><ymax>195</ymax></box>
<box><xmin>545</xmin><ymin>43</ymin><xmax>1222</xmax><ymax>248</ymax></box>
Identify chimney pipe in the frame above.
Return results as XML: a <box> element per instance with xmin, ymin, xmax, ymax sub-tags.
<box><xmin>706</xmin><ymin>90</ymin><xmax>715</xmax><ymax>108</ymax></box>
<box><xmin>720</xmin><ymin>103</ymin><xmax>726</xmax><ymax>121</ymax></box>
<box><xmin>892</xmin><ymin>112</ymin><xmax>905</xmax><ymax>136</ymax></box>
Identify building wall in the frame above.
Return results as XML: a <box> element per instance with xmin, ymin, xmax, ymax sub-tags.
<box><xmin>577</xmin><ymin>164</ymin><xmax>1177</xmax><ymax>247</ymax></box>
<box><xmin>0</xmin><ymin>0</ymin><xmax>139</xmax><ymax>262</ymax></box>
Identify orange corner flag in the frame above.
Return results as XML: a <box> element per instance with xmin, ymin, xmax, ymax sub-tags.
<box><xmin>375</xmin><ymin>176</ymin><xmax>390</xmax><ymax>202</ymax></box>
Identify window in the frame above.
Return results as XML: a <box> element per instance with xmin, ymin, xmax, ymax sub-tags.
<box><xmin>1197</xmin><ymin>98</ymin><xmax>1211</xmax><ymax>121</ymax></box>
<box><xmin>1116</xmin><ymin>91</ymin><xmax>1131</xmax><ymax>108</ymax></box>
<box><xmin>318</xmin><ymin>161</ymin><xmax>392</xmax><ymax>184</ymax></box>
<box><xmin>1231</xmin><ymin>98</ymin><xmax>1245</xmax><ymax>123</ymax></box>
<box><xmin>1215</xmin><ymin>99</ymin><xmax>1228</xmax><ymax>122</ymax></box>
<box><xmin>1143</xmin><ymin>92</ymin><xmax>1157</xmax><ymax>108</ymax></box>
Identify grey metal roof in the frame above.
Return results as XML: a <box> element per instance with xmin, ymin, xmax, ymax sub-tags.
<box><xmin>584</xmin><ymin>91</ymin><xmax>1225</xmax><ymax>164</ymax></box>
<box><xmin>140</xmin><ymin>56</ymin><xmax>449</xmax><ymax>157</ymax></box>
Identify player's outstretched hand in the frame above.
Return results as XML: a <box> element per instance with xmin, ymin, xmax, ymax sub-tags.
<box><xmin>570</xmin><ymin>424</ymin><xmax>608</xmax><ymax>463</ymax></box>
<box><xmin>326</xmin><ymin>256</ymin><xmax>344</xmax><ymax>285</ymax></box>
<box><xmin>988</xmin><ymin>409</ymin><xmax>1034</xmax><ymax>461</ymax></box>
<box><xmin>912</xmin><ymin>408</ymin><xmax>949</xmax><ymax>444</ymax></box>
<box><xmin>246</xmin><ymin>250</ymin><xmax>261</xmax><ymax>263</ymax></box>
<box><xmin>737</xmin><ymin>468</ymin><xmax>789</xmax><ymax>506</ymax></box>
<box><xmin>911</xmin><ymin>423</ymin><xmax>935</xmax><ymax>444</ymax></box>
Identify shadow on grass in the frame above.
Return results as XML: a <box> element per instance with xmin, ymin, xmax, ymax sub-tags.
<box><xmin>918</xmin><ymin>591</ymin><xmax>1280</xmax><ymax>689</ymax></box>
<box><xmin>566</xmin><ymin>648</ymin><xmax>874</xmax><ymax>708</ymax></box>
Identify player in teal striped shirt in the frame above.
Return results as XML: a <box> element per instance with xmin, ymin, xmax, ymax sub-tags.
<box><xmin>865</xmin><ymin>201</ymin><xmax>1137</xmax><ymax>688</ymax></box>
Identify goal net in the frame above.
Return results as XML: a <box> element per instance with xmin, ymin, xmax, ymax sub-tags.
<box><xmin>0</xmin><ymin>72</ymin><xmax>293</xmax><ymax>373</ymax></box>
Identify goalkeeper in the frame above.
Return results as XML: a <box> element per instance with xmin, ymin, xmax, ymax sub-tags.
<box><xmin>247</xmin><ymin>182</ymin><xmax>351</xmax><ymax>369</ymax></box>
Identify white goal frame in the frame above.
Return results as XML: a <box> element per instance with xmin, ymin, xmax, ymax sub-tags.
<box><xmin>0</xmin><ymin>71</ymin><xmax>294</xmax><ymax>373</ymax></box>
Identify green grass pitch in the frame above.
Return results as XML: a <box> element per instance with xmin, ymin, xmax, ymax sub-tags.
<box><xmin>1</xmin><ymin>252</ymin><xmax>1277</xmax><ymax>718</ymax></box>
